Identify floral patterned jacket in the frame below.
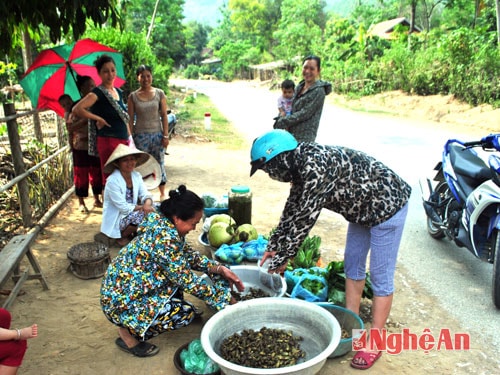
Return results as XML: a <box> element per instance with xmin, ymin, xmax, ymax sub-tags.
<box><xmin>100</xmin><ymin>212</ymin><xmax>231</xmax><ymax>338</ymax></box>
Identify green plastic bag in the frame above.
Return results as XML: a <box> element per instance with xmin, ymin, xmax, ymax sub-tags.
<box><xmin>180</xmin><ymin>339</ymin><xmax>220</xmax><ymax>374</ymax></box>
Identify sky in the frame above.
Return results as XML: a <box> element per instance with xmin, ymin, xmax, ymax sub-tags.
<box><xmin>182</xmin><ymin>0</ymin><xmax>355</xmax><ymax>27</ymax></box>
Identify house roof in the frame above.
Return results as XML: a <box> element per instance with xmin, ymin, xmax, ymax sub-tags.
<box><xmin>201</xmin><ymin>57</ymin><xmax>221</xmax><ymax>65</ymax></box>
<box><xmin>249</xmin><ymin>56</ymin><xmax>301</xmax><ymax>71</ymax></box>
<box><xmin>249</xmin><ymin>60</ymin><xmax>288</xmax><ymax>70</ymax></box>
<box><xmin>368</xmin><ymin>17</ymin><xmax>421</xmax><ymax>39</ymax></box>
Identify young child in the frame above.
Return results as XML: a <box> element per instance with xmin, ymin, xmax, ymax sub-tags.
<box><xmin>277</xmin><ymin>79</ymin><xmax>295</xmax><ymax>117</ymax></box>
<box><xmin>0</xmin><ymin>308</ymin><xmax>38</xmax><ymax>374</ymax></box>
<box><xmin>59</xmin><ymin>93</ymin><xmax>103</xmax><ymax>212</ymax></box>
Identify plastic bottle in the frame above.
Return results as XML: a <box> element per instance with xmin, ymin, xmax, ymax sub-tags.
<box><xmin>228</xmin><ymin>185</ymin><xmax>252</xmax><ymax>225</ymax></box>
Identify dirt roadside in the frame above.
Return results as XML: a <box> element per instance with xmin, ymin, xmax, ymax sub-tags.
<box><xmin>2</xmin><ymin>88</ymin><xmax>500</xmax><ymax>375</ymax></box>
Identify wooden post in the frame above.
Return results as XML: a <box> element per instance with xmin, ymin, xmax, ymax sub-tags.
<box><xmin>56</xmin><ymin>114</ymin><xmax>66</xmax><ymax>149</ymax></box>
<box><xmin>33</xmin><ymin>112</ymin><xmax>43</xmax><ymax>143</ymax></box>
<box><xmin>4</xmin><ymin>102</ymin><xmax>32</xmax><ymax>227</ymax></box>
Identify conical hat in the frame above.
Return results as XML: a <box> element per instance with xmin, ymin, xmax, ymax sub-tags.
<box><xmin>103</xmin><ymin>144</ymin><xmax>150</xmax><ymax>174</ymax></box>
<box><xmin>135</xmin><ymin>156</ymin><xmax>162</xmax><ymax>190</ymax></box>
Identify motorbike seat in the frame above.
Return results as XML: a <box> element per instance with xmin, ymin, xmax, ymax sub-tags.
<box><xmin>449</xmin><ymin>144</ymin><xmax>492</xmax><ymax>182</ymax></box>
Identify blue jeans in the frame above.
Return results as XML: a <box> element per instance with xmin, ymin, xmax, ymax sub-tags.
<box><xmin>344</xmin><ymin>203</ymin><xmax>409</xmax><ymax>296</ymax></box>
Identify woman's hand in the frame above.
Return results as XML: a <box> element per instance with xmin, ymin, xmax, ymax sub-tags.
<box><xmin>220</xmin><ymin>266</ymin><xmax>245</xmax><ymax>293</ymax></box>
<box><xmin>95</xmin><ymin>117</ymin><xmax>111</xmax><ymax>130</ymax></box>
<box><xmin>260</xmin><ymin>251</ymin><xmax>286</xmax><ymax>274</ymax></box>
<box><xmin>161</xmin><ymin>136</ymin><xmax>169</xmax><ymax>148</ymax></box>
<box><xmin>141</xmin><ymin>203</ymin><xmax>155</xmax><ymax>214</ymax></box>
<box><xmin>260</xmin><ymin>251</ymin><xmax>276</xmax><ymax>265</ymax></box>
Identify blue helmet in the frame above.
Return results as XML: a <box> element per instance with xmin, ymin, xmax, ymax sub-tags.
<box><xmin>250</xmin><ymin>130</ymin><xmax>298</xmax><ymax>176</ymax></box>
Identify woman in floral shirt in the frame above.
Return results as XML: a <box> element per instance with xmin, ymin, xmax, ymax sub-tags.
<box><xmin>100</xmin><ymin>185</ymin><xmax>244</xmax><ymax>358</ymax></box>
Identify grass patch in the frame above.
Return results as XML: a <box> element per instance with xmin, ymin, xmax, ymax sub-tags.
<box><xmin>172</xmin><ymin>91</ymin><xmax>246</xmax><ymax>150</ymax></box>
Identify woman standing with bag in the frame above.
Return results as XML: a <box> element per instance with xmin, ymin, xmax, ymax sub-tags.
<box><xmin>73</xmin><ymin>54</ymin><xmax>131</xmax><ymax>185</ymax></box>
<box><xmin>127</xmin><ymin>65</ymin><xmax>169</xmax><ymax>200</ymax></box>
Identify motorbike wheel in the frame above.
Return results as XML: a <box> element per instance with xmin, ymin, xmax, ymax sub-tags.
<box><xmin>426</xmin><ymin>181</ymin><xmax>448</xmax><ymax>239</ymax></box>
<box><xmin>492</xmin><ymin>230</ymin><xmax>500</xmax><ymax>308</ymax></box>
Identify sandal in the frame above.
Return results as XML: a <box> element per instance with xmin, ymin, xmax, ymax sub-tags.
<box><xmin>351</xmin><ymin>350</ymin><xmax>382</xmax><ymax>370</ymax></box>
<box><xmin>115</xmin><ymin>337</ymin><xmax>159</xmax><ymax>358</ymax></box>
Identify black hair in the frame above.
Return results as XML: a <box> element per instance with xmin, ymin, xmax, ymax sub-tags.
<box><xmin>281</xmin><ymin>79</ymin><xmax>295</xmax><ymax>90</ymax></box>
<box><xmin>76</xmin><ymin>75</ymin><xmax>93</xmax><ymax>92</ymax></box>
<box><xmin>58</xmin><ymin>94</ymin><xmax>72</xmax><ymax>103</ymax></box>
<box><xmin>136</xmin><ymin>64</ymin><xmax>153</xmax><ymax>76</ymax></box>
<box><xmin>303</xmin><ymin>55</ymin><xmax>321</xmax><ymax>71</ymax></box>
<box><xmin>94</xmin><ymin>54</ymin><xmax>116</xmax><ymax>73</ymax></box>
<box><xmin>159</xmin><ymin>185</ymin><xmax>204</xmax><ymax>221</ymax></box>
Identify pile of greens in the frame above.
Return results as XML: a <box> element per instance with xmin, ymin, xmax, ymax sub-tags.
<box><xmin>326</xmin><ymin>260</ymin><xmax>373</xmax><ymax>305</ymax></box>
<box><xmin>286</xmin><ymin>235</ymin><xmax>322</xmax><ymax>270</ymax></box>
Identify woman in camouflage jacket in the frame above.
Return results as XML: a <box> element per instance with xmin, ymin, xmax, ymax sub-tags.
<box><xmin>274</xmin><ymin>55</ymin><xmax>332</xmax><ymax>142</ymax></box>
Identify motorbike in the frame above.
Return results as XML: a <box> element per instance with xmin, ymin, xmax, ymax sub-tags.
<box><xmin>421</xmin><ymin>133</ymin><xmax>500</xmax><ymax>308</ymax></box>
<box><xmin>166</xmin><ymin>109</ymin><xmax>177</xmax><ymax>139</ymax></box>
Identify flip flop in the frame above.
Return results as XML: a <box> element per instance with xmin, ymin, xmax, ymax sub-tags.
<box><xmin>351</xmin><ymin>350</ymin><xmax>382</xmax><ymax>370</ymax></box>
<box><xmin>115</xmin><ymin>337</ymin><xmax>159</xmax><ymax>358</ymax></box>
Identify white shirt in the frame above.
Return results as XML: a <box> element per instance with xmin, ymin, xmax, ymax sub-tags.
<box><xmin>101</xmin><ymin>169</ymin><xmax>152</xmax><ymax>238</ymax></box>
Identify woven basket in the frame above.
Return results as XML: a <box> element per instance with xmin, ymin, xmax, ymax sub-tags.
<box><xmin>67</xmin><ymin>242</ymin><xmax>110</xmax><ymax>280</ymax></box>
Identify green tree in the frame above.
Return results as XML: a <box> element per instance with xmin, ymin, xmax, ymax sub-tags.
<box><xmin>273</xmin><ymin>0</ymin><xmax>327</xmax><ymax>60</ymax></box>
<box><xmin>183</xmin><ymin>21</ymin><xmax>211</xmax><ymax>66</ymax></box>
<box><xmin>0</xmin><ymin>0</ymin><xmax>122</xmax><ymax>57</ymax></box>
<box><xmin>216</xmin><ymin>40</ymin><xmax>255</xmax><ymax>80</ymax></box>
<box><xmin>83</xmin><ymin>27</ymin><xmax>167</xmax><ymax>95</ymax></box>
<box><xmin>228</xmin><ymin>0</ymin><xmax>282</xmax><ymax>53</ymax></box>
<box><xmin>123</xmin><ymin>0</ymin><xmax>185</xmax><ymax>65</ymax></box>
<box><xmin>209</xmin><ymin>3</ymin><xmax>236</xmax><ymax>50</ymax></box>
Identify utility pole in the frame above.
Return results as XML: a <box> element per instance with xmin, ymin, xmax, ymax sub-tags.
<box><xmin>146</xmin><ymin>0</ymin><xmax>161</xmax><ymax>43</ymax></box>
<box><xmin>496</xmin><ymin>0</ymin><xmax>500</xmax><ymax>46</ymax></box>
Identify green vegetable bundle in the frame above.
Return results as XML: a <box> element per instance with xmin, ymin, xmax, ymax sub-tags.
<box><xmin>326</xmin><ymin>260</ymin><xmax>373</xmax><ymax>306</ymax></box>
<box><xmin>287</xmin><ymin>235</ymin><xmax>322</xmax><ymax>270</ymax></box>
<box><xmin>290</xmin><ymin>274</ymin><xmax>328</xmax><ymax>302</ymax></box>
<box><xmin>284</xmin><ymin>267</ymin><xmax>328</xmax><ymax>294</ymax></box>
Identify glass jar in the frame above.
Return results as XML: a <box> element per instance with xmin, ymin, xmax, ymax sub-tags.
<box><xmin>228</xmin><ymin>185</ymin><xmax>252</xmax><ymax>225</ymax></box>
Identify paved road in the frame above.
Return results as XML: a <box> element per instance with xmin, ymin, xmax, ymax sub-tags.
<box><xmin>172</xmin><ymin>78</ymin><xmax>500</xmax><ymax>358</ymax></box>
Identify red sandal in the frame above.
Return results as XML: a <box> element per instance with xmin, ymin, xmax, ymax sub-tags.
<box><xmin>351</xmin><ymin>350</ymin><xmax>382</xmax><ymax>370</ymax></box>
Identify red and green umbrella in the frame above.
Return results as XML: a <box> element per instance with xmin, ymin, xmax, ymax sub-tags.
<box><xmin>20</xmin><ymin>38</ymin><xmax>126</xmax><ymax>117</ymax></box>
